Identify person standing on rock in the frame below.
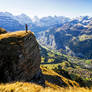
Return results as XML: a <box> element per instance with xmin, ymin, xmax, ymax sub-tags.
<box><xmin>25</xmin><ymin>24</ymin><xmax>28</xmax><ymax>33</ymax></box>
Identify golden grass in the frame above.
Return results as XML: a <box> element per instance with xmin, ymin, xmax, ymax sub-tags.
<box><xmin>0</xmin><ymin>82</ymin><xmax>92</xmax><ymax>92</ymax></box>
<box><xmin>0</xmin><ymin>67</ymin><xmax>91</xmax><ymax>92</ymax></box>
<box><xmin>0</xmin><ymin>30</ymin><xmax>34</xmax><ymax>40</ymax></box>
<box><xmin>41</xmin><ymin>66</ymin><xmax>79</xmax><ymax>88</ymax></box>
<box><xmin>0</xmin><ymin>28</ymin><xmax>6</xmax><ymax>34</ymax></box>
<box><xmin>0</xmin><ymin>67</ymin><xmax>83</xmax><ymax>92</ymax></box>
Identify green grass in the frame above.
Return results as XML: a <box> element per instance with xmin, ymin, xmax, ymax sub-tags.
<box><xmin>40</xmin><ymin>46</ymin><xmax>92</xmax><ymax>87</ymax></box>
<box><xmin>79</xmin><ymin>34</ymin><xmax>92</xmax><ymax>41</ymax></box>
<box><xmin>85</xmin><ymin>60</ymin><xmax>92</xmax><ymax>64</ymax></box>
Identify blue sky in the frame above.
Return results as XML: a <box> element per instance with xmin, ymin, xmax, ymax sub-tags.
<box><xmin>0</xmin><ymin>0</ymin><xmax>92</xmax><ymax>18</ymax></box>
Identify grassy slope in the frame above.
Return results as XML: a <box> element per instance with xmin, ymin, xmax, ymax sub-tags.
<box><xmin>0</xmin><ymin>28</ymin><xmax>7</xmax><ymax>34</ymax></box>
<box><xmin>40</xmin><ymin>46</ymin><xmax>92</xmax><ymax>87</ymax></box>
<box><xmin>0</xmin><ymin>67</ymin><xmax>91</xmax><ymax>92</ymax></box>
<box><xmin>0</xmin><ymin>67</ymin><xmax>92</xmax><ymax>92</ymax></box>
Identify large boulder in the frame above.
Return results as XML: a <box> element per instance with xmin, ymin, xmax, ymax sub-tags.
<box><xmin>0</xmin><ymin>31</ymin><xmax>41</xmax><ymax>82</ymax></box>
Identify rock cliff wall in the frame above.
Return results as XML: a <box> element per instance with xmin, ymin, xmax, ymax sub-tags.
<box><xmin>0</xmin><ymin>31</ymin><xmax>41</xmax><ymax>82</ymax></box>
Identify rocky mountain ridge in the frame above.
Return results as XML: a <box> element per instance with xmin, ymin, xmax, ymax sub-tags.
<box><xmin>0</xmin><ymin>12</ymin><xmax>70</xmax><ymax>32</ymax></box>
<box><xmin>36</xmin><ymin>18</ymin><xmax>92</xmax><ymax>59</ymax></box>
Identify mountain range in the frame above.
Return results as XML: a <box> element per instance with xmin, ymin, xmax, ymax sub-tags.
<box><xmin>36</xmin><ymin>16</ymin><xmax>92</xmax><ymax>59</ymax></box>
<box><xmin>0</xmin><ymin>12</ymin><xmax>70</xmax><ymax>32</ymax></box>
<box><xmin>0</xmin><ymin>12</ymin><xmax>92</xmax><ymax>59</ymax></box>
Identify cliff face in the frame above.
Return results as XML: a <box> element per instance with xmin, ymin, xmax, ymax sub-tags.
<box><xmin>0</xmin><ymin>31</ymin><xmax>41</xmax><ymax>82</ymax></box>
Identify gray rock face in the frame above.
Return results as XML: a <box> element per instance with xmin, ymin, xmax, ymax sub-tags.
<box><xmin>0</xmin><ymin>31</ymin><xmax>41</xmax><ymax>82</ymax></box>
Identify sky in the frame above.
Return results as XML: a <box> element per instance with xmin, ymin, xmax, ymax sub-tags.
<box><xmin>0</xmin><ymin>0</ymin><xmax>92</xmax><ymax>18</ymax></box>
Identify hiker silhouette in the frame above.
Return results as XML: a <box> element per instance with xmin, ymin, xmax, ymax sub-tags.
<box><xmin>25</xmin><ymin>24</ymin><xmax>28</xmax><ymax>33</ymax></box>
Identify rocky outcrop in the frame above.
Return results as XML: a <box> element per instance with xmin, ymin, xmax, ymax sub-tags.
<box><xmin>0</xmin><ymin>27</ymin><xmax>7</xmax><ymax>34</ymax></box>
<box><xmin>0</xmin><ymin>31</ymin><xmax>41</xmax><ymax>82</ymax></box>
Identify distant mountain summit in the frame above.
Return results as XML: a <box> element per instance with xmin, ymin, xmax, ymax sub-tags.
<box><xmin>0</xmin><ymin>12</ymin><xmax>33</xmax><ymax>31</ymax></box>
<box><xmin>15</xmin><ymin>13</ymin><xmax>32</xmax><ymax>25</ymax></box>
<box><xmin>33</xmin><ymin>16</ymin><xmax>70</xmax><ymax>26</ymax></box>
<box><xmin>0</xmin><ymin>12</ymin><xmax>14</xmax><ymax>17</ymax></box>
<box><xmin>0</xmin><ymin>12</ymin><xmax>24</xmax><ymax>31</ymax></box>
